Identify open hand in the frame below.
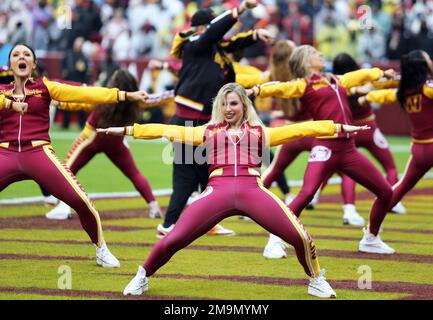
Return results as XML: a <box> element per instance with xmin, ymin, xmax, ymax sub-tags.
<box><xmin>96</xmin><ymin>127</ymin><xmax>126</xmax><ymax>136</ymax></box>
<box><xmin>383</xmin><ymin>69</ymin><xmax>396</xmax><ymax>79</ymax></box>
<box><xmin>148</xmin><ymin>59</ymin><xmax>164</xmax><ymax>70</ymax></box>
<box><xmin>342</xmin><ymin>124</ymin><xmax>371</xmax><ymax>133</ymax></box>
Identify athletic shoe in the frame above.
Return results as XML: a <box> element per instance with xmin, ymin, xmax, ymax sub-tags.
<box><xmin>390</xmin><ymin>202</ymin><xmax>407</xmax><ymax>214</ymax></box>
<box><xmin>308</xmin><ymin>269</ymin><xmax>337</xmax><ymax>298</ymax></box>
<box><xmin>358</xmin><ymin>228</ymin><xmax>395</xmax><ymax>254</ymax></box>
<box><xmin>43</xmin><ymin>195</ymin><xmax>59</xmax><ymax>207</ymax></box>
<box><xmin>284</xmin><ymin>193</ymin><xmax>296</xmax><ymax>206</ymax></box>
<box><xmin>46</xmin><ymin>201</ymin><xmax>72</xmax><ymax>220</ymax></box>
<box><xmin>123</xmin><ymin>266</ymin><xmax>148</xmax><ymax>295</ymax></box>
<box><xmin>96</xmin><ymin>241</ymin><xmax>120</xmax><ymax>268</ymax></box>
<box><xmin>207</xmin><ymin>224</ymin><xmax>236</xmax><ymax>236</ymax></box>
<box><xmin>186</xmin><ymin>191</ymin><xmax>201</xmax><ymax>205</ymax></box>
<box><xmin>148</xmin><ymin>201</ymin><xmax>162</xmax><ymax>219</ymax></box>
<box><xmin>263</xmin><ymin>234</ymin><xmax>287</xmax><ymax>259</ymax></box>
<box><xmin>342</xmin><ymin>204</ymin><xmax>365</xmax><ymax>226</ymax></box>
<box><xmin>306</xmin><ymin>190</ymin><xmax>320</xmax><ymax>210</ymax></box>
<box><xmin>156</xmin><ymin>224</ymin><xmax>175</xmax><ymax>238</ymax></box>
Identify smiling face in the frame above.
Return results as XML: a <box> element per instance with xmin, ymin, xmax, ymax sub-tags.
<box><xmin>223</xmin><ymin>91</ymin><xmax>245</xmax><ymax>127</ymax></box>
<box><xmin>9</xmin><ymin>45</ymin><xmax>36</xmax><ymax>79</ymax></box>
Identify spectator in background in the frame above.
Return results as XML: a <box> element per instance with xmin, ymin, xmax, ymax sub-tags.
<box><xmin>281</xmin><ymin>0</ymin><xmax>312</xmax><ymax>45</ymax></box>
<box><xmin>61</xmin><ymin>37</ymin><xmax>90</xmax><ymax>129</ymax></box>
<box><xmin>101</xmin><ymin>7</ymin><xmax>129</xmax><ymax>50</ymax></box>
<box><xmin>315</xmin><ymin>13</ymin><xmax>350</xmax><ymax>61</ymax></box>
<box><xmin>96</xmin><ymin>47</ymin><xmax>121</xmax><ymax>87</ymax></box>
<box><xmin>358</xmin><ymin>23</ymin><xmax>386</xmax><ymax>64</ymax></box>
<box><xmin>371</xmin><ymin>0</ymin><xmax>392</xmax><ymax>39</ymax></box>
<box><xmin>32</xmin><ymin>0</ymin><xmax>53</xmax><ymax>52</ymax></box>
<box><xmin>386</xmin><ymin>10</ymin><xmax>412</xmax><ymax>59</ymax></box>
<box><xmin>314</xmin><ymin>0</ymin><xmax>350</xmax><ymax>37</ymax></box>
<box><xmin>411</xmin><ymin>20</ymin><xmax>433</xmax><ymax>58</ymax></box>
<box><xmin>10</xmin><ymin>21</ymin><xmax>27</xmax><ymax>46</ymax></box>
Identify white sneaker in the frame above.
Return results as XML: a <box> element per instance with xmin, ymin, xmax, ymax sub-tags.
<box><xmin>308</xmin><ymin>269</ymin><xmax>337</xmax><ymax>298</ymax></box>
<box><xmin>123</xmin><ymin>266</ymin><xmax>148</xmax><ymax>295</ymax></box>
<box><xmin>343</xmin><ymin>204</ymin><xmax>365</xmax><ymax>226</ymax></box>
<box><xmin>96</xmin><ymin>241</ymin><xmax>120</xmax><ymax>268</ymax></box>
<box><xmin>306</xmin><ymin>190</ymin><xmax>320</xmax><ymax>210</ymax></box>
<box><xmin>187</xmin><ymin>191</ymin><xmax>201</xmax><ymax>205</ymax></box>
<box><xmin>44</xmin><ymin>195</ymin><xmax>59</xmax><ymax>207</ymax></box>
<box><xmin>284</xmin><ymin>193</ymin><xmax>296</xmax><ymax>206</ymax></box>
<box><xmin>390</xmin><ymin>202</ymin><xmax>407</xmax><ymax>214</ymax></box>
<box><xmin>148</xmin><ymin>201</ymin><xmax>162</xmax><ymax>219</ymax></box>
<box><xmin>156</xmin><ymin>224</ymin><xmax>175</xmax><ymax>238</ymax></box>
<box><xmin>263</xmin><ymin>234</ymin><xmax>287</xmax><ymax>259</ymax></box>
<box><xmin>207</xmin><ymin>224</ymin><xmax>236</xmax><ymax>236</ymax></box>
<box><xmin>46</xmin><ymin>201</ymin><xmax>72</xmax><ymax>220</ymax></box>
<box><xmin>358</xmin><ymin>228</ymin><xmax>395</xmax><ymax>254</ymax></box>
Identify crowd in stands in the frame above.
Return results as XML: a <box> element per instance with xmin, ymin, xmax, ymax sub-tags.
<box><xmin>1</xmin><ymin>0</ymin><xmax>433</xmax><ymax>70</ymax></box>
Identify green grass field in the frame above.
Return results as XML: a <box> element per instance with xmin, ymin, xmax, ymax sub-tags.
<box><xmin>1</xmin><ymin>128</ymin><xmax>433</xmax><ymax>300</ymax></box>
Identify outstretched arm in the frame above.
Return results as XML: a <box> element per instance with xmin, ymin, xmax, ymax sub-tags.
<box><xmin>247</xmin><ymin>79</ymin><xmax>308</xmax><ymax>99</ymax></box>
<box><xmin>97</xmin><ymin>123</ymin><xmax>206</xmax><ymax>146</ymax></box>
<box><xmin>338</xmin><ymin>68</ymin><xmax>395</xmax><ymax>89</ymax></box>
<box><xmin>264</xmin><ymin>120</ymin><xmax>369</xmax><ymax>146</ymax></box>
<box><xmin>43</xmin><ymin>77</ymin><xmax>148</xmax><ymax>104</ymax></box>
<box><xmin>358</xmin><ymin>88</ymin><xmax>397</xmax><ymax>106</ymax></box>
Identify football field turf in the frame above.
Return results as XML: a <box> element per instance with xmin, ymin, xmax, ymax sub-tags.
<box><xmin>1</xmin><ymin>131</ymin><xmax>432</xmax><ymax>300</ymax></box>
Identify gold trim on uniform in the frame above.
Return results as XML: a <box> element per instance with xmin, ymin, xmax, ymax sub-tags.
<box><xmin>31</xmin><ymin>140</ymin><xmax>50</xmax><ymax>147</ymax></box>
<box><xmin>118</xmin><ymin>91</ymin><xmax>126</xmax><ymax>101</ymax></box>
<box><xmin>0</xmin><ymin>142</ymin><xmax>10</xmax><ymax>149</ymax></box>
<box><xmin>209</xmin><ymin>168</ymin><xmax>223</xmax><ymax>178</ymax></box>
<box><xmin>412</xmin><ymin>137</ymin><xmax>433</xmax><ymax>144</ymax></box>
<box><xmin>353</xmin><ymin>114</ymin><xmax>376</xmax><ymax>125</ymax></box>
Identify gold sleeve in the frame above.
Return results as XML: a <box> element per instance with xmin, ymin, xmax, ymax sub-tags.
<box><xmin>372</xmin><ymin>78</ymin><xmax>399</xmax><ymax>89</ymax></box>
<box><xmin>257</xmin><ymin>79</ymin><xmax>307</xmax><ymax>99</ymax></box>
<box><xmin>43</xmin><ymin>77</ymin><xmax>127</xmax><ymax>104</ymax></box>
<box><xmin>366</xmin><ymin>89</ymin><xmax>397</xmax><ymax>104</ymax></box>
<box><xmin>126</xmin><ymin>123</ymin><xmax>206</xmax><ymax>146</ymax></box>
<box><xmin>0</xmin><ymin>94</ymin><xmax>13</xmax><ymax>110</ymax></box>
<box><xmin>338</xmin><ymin>68</ymin><xmax>384</xmax><ymax>89</ymax></box>
<box><xmin>235</xmin><ymin>67</ymin><xmax>270</xmax><ymax>88</ymax></box>
<box><xmin>423</xmin><ymin>83</ymin><xmax>433</xmax><ymax>99</ymax></box>
<box><xmin>264</xmin><ymin>120</ymin><xmax>339</xmax><ymax>147</ymax></box>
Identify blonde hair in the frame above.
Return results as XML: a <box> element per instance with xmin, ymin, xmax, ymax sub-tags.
<box><xmin>288</xmin><ymin>45</ymin><xmax>317</xmax><ymax>79</ymax></box>
<box><xmin>269</xmin><ymin>40</ymin><xmax>301</xmax><ymax>118</ymax></box>
<box><xmin>208</xmin><ymin>83</ymin><xmax>264</xmax><ymax>127</ymax></box>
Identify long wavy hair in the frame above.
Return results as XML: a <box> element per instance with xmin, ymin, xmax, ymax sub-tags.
<box><xmin>397</xmin><ymin>50</ymin><xmax>431</xmax><ymax>109</ymax></box>
<box><xmin>96</xmin><ymin>69</ymin><xmax>140</xmax><ymax>128</ymax></box>
<box><xmin>269</xmin><ymin>40</ymin><xmax>301</xmax><ymax>118</ymax></box>
<box><xmin>208</xmin><ymin>83</ymin><xmax>264</xmax><ymax>127</ymax></box>
<box><xmin>288</xmin><ymin>45</ymin><xmax>317</xmax><ymax>79</ymax></box>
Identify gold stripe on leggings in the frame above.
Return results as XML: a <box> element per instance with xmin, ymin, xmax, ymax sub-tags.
<box><xmin>43</xmin><ymin>145</ymin><xmax>103</xmax><ymax>246</ymax></box>
<box><xmin>256</xmin><ymin>177</ymin><xmax>320</xmax><ymax>277</ymax></box>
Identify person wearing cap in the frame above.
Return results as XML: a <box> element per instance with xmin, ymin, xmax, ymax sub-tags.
<box><xmin>155</xmin><ymin>0</ymin><xmax>274</xmax><ymax>238</ymax></box>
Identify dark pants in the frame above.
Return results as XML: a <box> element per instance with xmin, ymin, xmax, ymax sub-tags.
<box><xmin>163</xmin><ymin>115</ymin><xmax>209</xmax><ymax>227</ymax></box>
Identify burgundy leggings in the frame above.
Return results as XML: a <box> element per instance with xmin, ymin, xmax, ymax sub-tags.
<box><xmin>65</xmin><ymin>129</ymin><xmax>155</xmax><ymax>203</ymax></box>
<box><xmin>340</xmin><ymin>120</ymin><xmax>398</xmax><ymax>204</ymax></box>
<box><xmin>0</xmin><ymin>145</ymin><xmax>103</xmax><ymax>245</ymax></box>
<box><xmin>389</xmin><ymin>142</ymin><xmax>433</xmax><ymax>209</ymax></box>
<box><xmin>143</xmin><ymin>175</ymin><xmax>321</xmax><ymax>278</ymax></box>
<box><xmin>288</xmin><ymin>138</ymin><xmax>393</xmax><ymax>235</ymax></box>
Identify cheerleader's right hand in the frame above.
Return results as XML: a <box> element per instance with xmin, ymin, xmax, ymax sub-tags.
<box><xmin>357</xmin><ymin>95</ymin><xmax>368</xmax><ymax>106</ymax></box>
<box><xmin>342</xmin><ymin>124</ymin><xmax>371</xmax><ymax>133</ymax></box>
<box><xmin>96</xmin><ymin>127</ymin><xmax>126</xmax><ymax>136</ymax></box>
<box><xmin>12</xmin><ymin>101</ymin><xmax>28</xmax><ymax>115</ymax></box>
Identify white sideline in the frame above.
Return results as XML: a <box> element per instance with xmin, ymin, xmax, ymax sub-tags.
<box><xmin>1</xmin><ymin>174</ymin><xmax>432</xmax><ymax>205</ymax></box>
